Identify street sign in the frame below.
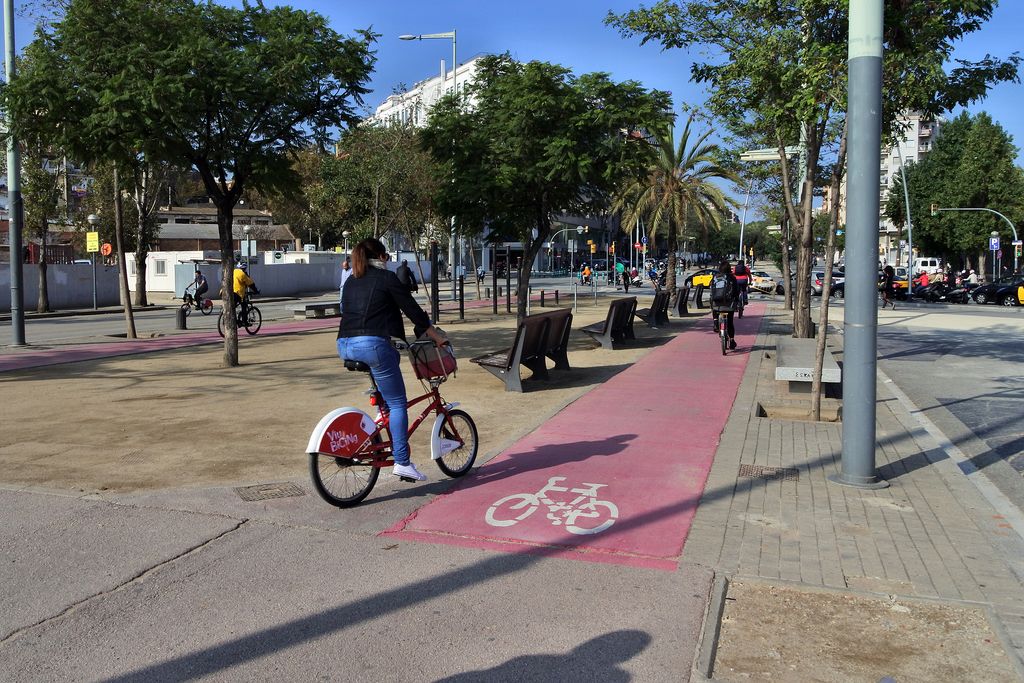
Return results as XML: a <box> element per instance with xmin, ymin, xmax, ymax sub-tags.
<box><xmin>1013</xmin><ymin>240</ymin><xmax>1023</xmax><ymax>246</ymax></box>
<box><xmin>86</xmin><ymin>231</ymin><xmax>100</xmax><ymax>253</ymax></box>
<box><xmin>634</xmin><ymin>242</ymin><xmax>642</xmax><ymax>249</ymax></box>
<box><xmin>100</xmin><ymin>243</ymin><xmax>112</xmax><ymax>257</ymax></box>
<box><xmin>641</xmin><ymin>236</ymin><xmax>648</xmax><ymax>244</ymax></box>
<box><xmin>989</xmin><ymin>236</ymin><xmax>1001</xmax><ymax>251</ymax></box>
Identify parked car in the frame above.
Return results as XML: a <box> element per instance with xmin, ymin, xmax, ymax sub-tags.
<box><xmin>993</xmin><ymin>279</ymin><xmax>1024</xmax><ymax>307</ymax></box>
<box><xmin>683</xmin><ymin>268</ymin><xmax>717</xmax><ymax>288</ymax></box>
<box><xmin>971</xmin><ymin>276</ymin><xmax>1020</xmax><ymax>305</ymax></box>
<box><xmin>811</xmin><ymin>270</ymin><xmax>845</xmax><ymax>296</ymax></box>
<box><xmin>749</xmin><ymin>271</ymin><xmax>776</xmax><ymax>293</ymax></box>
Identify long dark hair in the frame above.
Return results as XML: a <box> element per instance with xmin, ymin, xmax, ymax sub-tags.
<box><xmin>718</xmin><ymin>259</ymin><xmax>732</xmax><ymax>274</ymax></box>
<box><xmin>352</xmin><ymin>238</ymin><xmax>387</xmax><ymax>278</ymax></box>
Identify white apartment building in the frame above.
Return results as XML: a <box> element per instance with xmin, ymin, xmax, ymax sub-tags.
<box><xmin>365</xmin><ymin>56</ymin><xmax>482</xmax><ymax>129</ymax></box>
<box><xmin>821</xmin><ymin>112</ymin><xmax>942</xmax><ymax>265</ymax></box>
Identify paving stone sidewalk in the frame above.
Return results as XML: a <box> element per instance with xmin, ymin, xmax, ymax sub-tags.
<box><xmin>683</xmin><ymin>304</ymin><xmax>1024</xmax><ymax>675</ymax></box>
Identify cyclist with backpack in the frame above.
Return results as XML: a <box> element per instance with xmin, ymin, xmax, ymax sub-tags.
<box><xmin>710</xmin><ymin>259</ymin><xmax>740</xmax><ymax>350</ymax></box>
<box><xmin>733</xmin><ymin>260</ymin><xmax>750</xmax><ymax>307</ymax></box>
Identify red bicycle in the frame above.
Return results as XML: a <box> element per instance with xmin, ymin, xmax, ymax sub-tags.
<box><xmin>306</xmin><ymin>339</ymin><xmax>478</xmax><ymax>507</ymax></box>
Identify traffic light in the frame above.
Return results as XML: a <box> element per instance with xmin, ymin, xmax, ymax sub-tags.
<box><xmin>610</xmin><ymin>244</ymin><xmax>615</xmax><ymax>254</ymax></box>
<box><xmin>930</xmin><ymin>203</ymin><xmax>939</xmax><ymax>217</ymax></box>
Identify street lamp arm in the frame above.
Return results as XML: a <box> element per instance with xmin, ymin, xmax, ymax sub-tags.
<box><xmin>933</xmin><ymin>207</ymin><xmax>1018</xmax><ymax>242</ymax></box>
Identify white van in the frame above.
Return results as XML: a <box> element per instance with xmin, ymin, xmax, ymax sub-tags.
<box><xmin>913</xmin><ymin>257</ymin><xmax>942</xmax><ymax>274</ymax></box>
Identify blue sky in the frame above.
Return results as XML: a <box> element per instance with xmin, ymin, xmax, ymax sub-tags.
<box><xmin>12</xmin><ymin>1</ymin><xmax>1023</xmax><ymax>164</ymax></box>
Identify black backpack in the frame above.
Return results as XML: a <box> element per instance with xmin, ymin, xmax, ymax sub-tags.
<box><xmin>710</xmin><ymin>274</ymin><xmax>734</xmax><ymax>305</ymax></box>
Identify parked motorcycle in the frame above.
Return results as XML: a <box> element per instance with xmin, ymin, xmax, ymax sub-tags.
<box><xmin>919</xmin><ymin>282</ymin><xmax>969</xmax><ymax>304</ymax></box>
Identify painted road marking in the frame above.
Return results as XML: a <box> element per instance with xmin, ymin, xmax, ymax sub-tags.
<box><xmin>485</xmin><ymin>476</ymin><xmax>619</xmax><ymax>535</ymax></box>
<box><xmin>384</xmin><ymin>306</ymin><xmax>763</xmax><ymax>570</ymax></box>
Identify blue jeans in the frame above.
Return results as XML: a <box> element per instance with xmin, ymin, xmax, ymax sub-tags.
<box><xmin>337</xmin><ymin>336</ymin><xmax>410</xmax><ymax>465</ymax></box>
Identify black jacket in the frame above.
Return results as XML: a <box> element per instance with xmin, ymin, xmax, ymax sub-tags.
<box><xmin>338</xmin><ymin>266</ymin><xmax>432</xmax><ymax>342</ymax></box>
<box><xmin>396</xmin><ymin>263</ymin><xmax>418</xmax><ymax>292</ymax></box>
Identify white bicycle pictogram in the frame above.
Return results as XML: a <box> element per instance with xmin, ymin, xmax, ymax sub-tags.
<box><xmin>484</xmin><ymin>476</ymin><xmax>619</xmax><ymax>535</ymax></box>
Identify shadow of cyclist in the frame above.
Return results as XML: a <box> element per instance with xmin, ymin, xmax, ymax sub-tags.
<box><xmin>434</xmin><ymin>630</ymin><xmax>651</xmax><ymax>682</ymax></box>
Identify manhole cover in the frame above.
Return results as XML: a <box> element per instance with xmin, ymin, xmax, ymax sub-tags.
<box><xmin>738</xmin><ymin>464</ymin><xmax>800</xmax><ymax>481</ymax></box>
<box><xmin>234</xmin><ymin>482</ymin><xmax>306</xmax><ymax>502</ymax></box>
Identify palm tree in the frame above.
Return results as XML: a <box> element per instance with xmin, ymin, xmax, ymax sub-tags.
<box><xmin>613</xmin><ymin>115</ymin><xmax>737</xmax><ymax>300</ymax></box>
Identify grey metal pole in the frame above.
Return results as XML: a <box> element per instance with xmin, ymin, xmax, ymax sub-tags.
<box><xmin>738</xmin><ymin>180</ymin><xmax>752</xmax><ymax>262</ymax></box>
<box><xmin>893</xmin><ymin>143</ymin><xmax>914</xmax><ymax>296</ymax></box>
<box><xmin>832</xmin><ymin>0</ymin><xmax>888</xmax><ymax>489</ymax></box>
<box><xmin>5</xmin><ymin>0</ymin><xmax>25</xmax><ymax>345</ymax></box>
<box><xmin>449</xmin><ymin>31</ymin><xmax>457</xmax><ymax>302</ymax></box>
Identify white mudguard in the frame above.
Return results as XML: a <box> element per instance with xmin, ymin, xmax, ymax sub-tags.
<box><xmin>430</xmin><ymin>403</ymin><xmax>462</xmax><ymax>460</ymax></box>
<box><xmin>306</xmin><ymin>407</ymin><xmax>377</xmax><ymax>456</ymax></box>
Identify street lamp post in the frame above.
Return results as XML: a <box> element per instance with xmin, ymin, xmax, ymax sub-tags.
<box><xmin>931</xmin><ymin>205</ymin><xmax>1019</xmax><ymax>275</ymax></box>
<box><xmin>4</xmin><ymin>0</ymin><xmax>25</xmax><ymax>344</ymax></box>
<box><xmin>550</xmin><ymin>224</ymin><xmax>585</xmax><ymax>274</ymax></box>
<box><xmin>342</xmin><ymin>230</ymin><xmax>350</xmax><ymax>255</ymax></box>
<box><xmin>400</xmin><ymin>29</ymin><xmax>458</xmax><ymax>300</ymax></box>
<box><xmin>87</xmin><ymin>213</ymin><xmax>100</xmax><ymax>309</ymax></box>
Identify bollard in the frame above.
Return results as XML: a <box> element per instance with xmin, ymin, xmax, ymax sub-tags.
<box><xmin>540</xmin><ymin>290</ymin><xmax>546</xmax><ymax>307</ymax></box>
<box><xmin>555</xmin><ymin>290</ymin><xmax>559</xmax><ymax>306</ymax></box>
<box><xmin>458</xmin><ymin>276</ymin><xmax>465</xmax><ymax>321</ymax></box>
<box><xmin>485</xmin><ymin>286</ymin><xmax>490</xmax><ymax>299</ymax></box>
<box><xmin>175</xmin><ymin>306</ymin><xmax>187</xmax><ymax>330</ymax></box>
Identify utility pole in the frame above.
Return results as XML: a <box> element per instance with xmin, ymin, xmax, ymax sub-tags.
<box><xmin>832</xmin><ymin>0</ymin><xmax>887</xmax><ymax>489</ymax></box>
<box><xmin>4</xmin><ymin>0</ymin><xmax>25</xmax><ymax>345</ymax></box>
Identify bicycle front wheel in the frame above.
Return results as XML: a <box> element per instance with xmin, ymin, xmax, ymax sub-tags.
<box><xmin>244</xmin><ymin>306</ymin><xmax>262</xmax><ymax>335</ymax></box>
<box><xmin>436</xmin><ymin>409</ymin><xmax>478</xmax><ymax>477</ymax></box>
<box><xmin>309</xmin><ymin>448</ymin><xmax>381</xmax><ymax>508</ymax></box>
<box><xmin>181</xmin><ymin>301</ymin><xmax>192</xmax><ymax>317</ymax></box>
<box><xmin>217</xmin><ymin>310</ymin><xmax>227</xmax><ymax>338</ymax></box>
<box><xmin>720</xmin><ymin>321</ymin><xmax>727</xmax><ymax>356</ymax></box>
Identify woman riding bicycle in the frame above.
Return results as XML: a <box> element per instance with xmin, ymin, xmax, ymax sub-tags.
<box><xmin>710</xmin><ymin>259</ymin><xmax>740</xmax><ymax>350</ymax></box>
<box><xmin>337</xmin><ymin>238</ymin><xmax>446</xmax><ymax>482</ymax></box>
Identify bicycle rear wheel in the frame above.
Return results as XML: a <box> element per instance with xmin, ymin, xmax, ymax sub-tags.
<box><xmin>217</xmin><ymin>310</ymin><xmax>227</xmax><ymax>337</ymax></box>
<box><xmin>200</xmin><ymin>298</ymin><xmax>214</xmax><ymax>315</ymax></box>
<box><xmin>720</xmin><ymin>317</ymin><xmax>727</xmax><ymax>356</ymax></box>
<box><xmin>244</xmin><ymin>306</ymin><xmax>262</xmax><ymax>335</ymax></box>
<box><xmin>435</xmin><ymin>409</ymin><xmax>478</xmax><ymax>477</ymax></box>
<box><xmin>309</xmin><ymin>443</ymin><xmax>381</xmax><ymax>507</ymax></box>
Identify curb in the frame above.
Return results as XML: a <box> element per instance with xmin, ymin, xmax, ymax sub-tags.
<box><xmin>693</xmin><ymin>572</ymin><xmax>730</xmax><ymax>681</ymax></box>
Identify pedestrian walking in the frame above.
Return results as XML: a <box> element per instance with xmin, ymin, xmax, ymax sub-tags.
<box><xmin>881</xmin><ymin>265</ymin><xmax>896</xmax><ymax>309</ymax></box>
<box><xmin>396</xmin><ymin>259</ymin><xmax>419</xmax><ymax>293</ymax></box>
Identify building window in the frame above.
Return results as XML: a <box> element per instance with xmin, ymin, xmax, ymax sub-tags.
<box><xmin>155</xmin><ymin>260</ymin><xmax>166</xmax><ymax>276</ymax></box>
<box><xmin>175</xmin><ymin>218</ymin><xmax>189</xmax><ymax>224</ymax></box>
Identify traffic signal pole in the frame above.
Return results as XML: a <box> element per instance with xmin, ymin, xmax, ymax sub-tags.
<box><xmin>832</xmin><ymin>0</ymin><xmax>888</xmax><ymax>490</ymax></box>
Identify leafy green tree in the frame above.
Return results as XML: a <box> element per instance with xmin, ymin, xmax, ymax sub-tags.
<box><xmin>612</xmin><ymin>115</ymin><xmax>736</xmax><ymax>301</ymax></box>
<box><xmin>421</xmin><ymin>54</ymin><xmax>672</xmax><ymax>320</ymax></box>
<box><xmin>22</xmin><ymin>143</ymin><xmax>63</xmax><ymax>312</ymax></box>
<box><xmin>608</xmin><ymin>0</ymin><xmax>1020</xmax><ymax>336</ymax></box>
<box><xmin>3</xmin><ymin>0</ymin><xmax>375</xmax><ymax>365</ymax></box>
<box><xmin>887</xmin><ymin>111</ymin><xmax>1024</xmax><ymax>276</ymax></box>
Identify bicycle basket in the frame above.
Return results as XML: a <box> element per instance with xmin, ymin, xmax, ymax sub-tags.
<box><xmin>409</xmin><ymin>340</ymin><xmax>457</xmax><ymax>380</ymax></box>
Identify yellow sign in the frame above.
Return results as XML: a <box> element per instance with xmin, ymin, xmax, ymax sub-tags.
<box><xmin>590</xmin><ymin>244</ymin><xmax>596</xmax><ymax>253</ymax></box>
<box><xmin>86</xmin><ymin>232</ymin><xmax>100</xmax><ymax>253</ymax></box>
<box><xmin>334</xmin><ymin>246</ymin><xmax>343</xmax><ymax>253</ymax></box>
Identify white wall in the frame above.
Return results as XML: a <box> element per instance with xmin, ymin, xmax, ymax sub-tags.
<box><xmin>0</xmin><ymin>263</ymin><xmax>120</xmax><ymax>312</ymax></box>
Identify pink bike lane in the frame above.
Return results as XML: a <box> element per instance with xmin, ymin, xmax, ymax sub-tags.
<box><xmin>384</xmin><ymin>304</ymin><xmax>763</xmax><ymax>571</ymax></box>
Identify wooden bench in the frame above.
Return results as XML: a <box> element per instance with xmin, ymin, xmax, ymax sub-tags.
<box><xmin>532</xmin><ymin>307</ymin><xmax>574</xmax><ymax>371</ymax></box>
<box><xmin>774</xmin><ymin>337</ymin><xmax>842</xmax><ymax>394</ymax></box>
<box><xmin>635</xmin><ymin>291</ymin><xmax>670</xmax><ymax>328</ymax></box>
<box><xmin>580</xmin><ymin>297</ymin><xmax>636</xmax><ymax>350</ymax></box>
<box><xmin>293</xmin><ymin>302</ymin><xmax>341</xmax><ymax>320</ymax></box>
<box><xmin>470</xmin><ymin>314</ymin><xmax>551</xmax><ymax>392</ymax></box>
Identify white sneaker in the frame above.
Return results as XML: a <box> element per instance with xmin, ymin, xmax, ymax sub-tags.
<box><xmin>393</xmin><ymin>462</ymin><xmax>428</xmax><ymax>481</ymax></box>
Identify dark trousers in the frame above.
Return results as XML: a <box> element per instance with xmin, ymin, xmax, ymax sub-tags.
<box><xmin>712</xmin><ymin>308</ymin><xmax>735</xmax><ymax>338</ymax></box>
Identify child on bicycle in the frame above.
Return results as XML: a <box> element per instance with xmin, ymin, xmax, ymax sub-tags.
<box><xmin>337</xmin><ymin>238</ymin><xmax>447</xmax><ymax>482</ymax></box>
<box><xmin>710</xmin><ymin>259</ymin><xmax>740</xmax><ymax>349</ymax></box>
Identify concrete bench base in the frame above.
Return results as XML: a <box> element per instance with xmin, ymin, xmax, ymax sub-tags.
<box><xmin>774</xmin><ymin>337</ymin><xmax>841</xmax><ymax>393</ymax></box>
<box><xmin>293</xmin><ymin>303</ymin><xmax>341</xmax><ymax>320</ymax></box>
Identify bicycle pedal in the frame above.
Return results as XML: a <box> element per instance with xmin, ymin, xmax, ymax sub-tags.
<box><xmin>398</xmin><ymin>476</ymin><xmax>417</xmax><ymax>483</ymax></box>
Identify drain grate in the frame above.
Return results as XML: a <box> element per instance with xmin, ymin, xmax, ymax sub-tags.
<box><xmin>234</xmin><ymin>482</ymin><xmax>306</xmax><ymax>502</ymax></box>
<box><xmin>738</xmin><ymin>464</ymin><xmax>800</xmax><ymax>481</ymax></box>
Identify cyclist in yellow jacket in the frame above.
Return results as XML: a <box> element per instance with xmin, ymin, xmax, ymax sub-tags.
<box><xmin>232</xmin><ymin>261</ymin><xmax>258</xmax><ymax>323</ymax></box>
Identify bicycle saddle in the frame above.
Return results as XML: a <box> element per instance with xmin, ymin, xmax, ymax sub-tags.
<box><xmin>343</xmin><ymin>360</ymin><xmax>371</xmax><ymax>373</ymax></box>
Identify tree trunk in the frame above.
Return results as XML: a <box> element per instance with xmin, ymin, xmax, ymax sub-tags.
<box><xmin>666</xmin><ymin>215</ymin><xmax>679</xmax><ymax>305</ymax></box>
<box><xmin>792</xmin><ymin>172</ymin><xmax>815</xmax><ymax>338</ymax></box>
<box><xmin>780</xmin><ymin>213</ymin><xmax>793</xmax><ymax>311</ymax></box>
<box><xmin>812</xmin><ymin>122</ymin><xmax>848</xmax><ymax>421</ymax></box>
<box><xmin>217</xmin><ymin>203</ymin><xmax>239</xmax><ymax>366</ymax></box>
<box><xmin>134</xmin><ymin>250</ymin><xmax>149</xmax><ymax>307</ymax></box>
<box><xmin>979</xmin><ymin>252</ymin><xmax>988</xmax><ymax>282</ymax></box>
<box><xmin>37</xmin><ymin>219</ymin><xmax>50</xmax><ymax>313</ymax></box>
<box><xmin>113</xmin><ymin>168</ymin><xmax>137</xmax><ymax>339</ymax></box>
<box><xmin>516</xmin><ymin>212</ymin><xmax>551</xmax><ymax>321</ymax></box>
